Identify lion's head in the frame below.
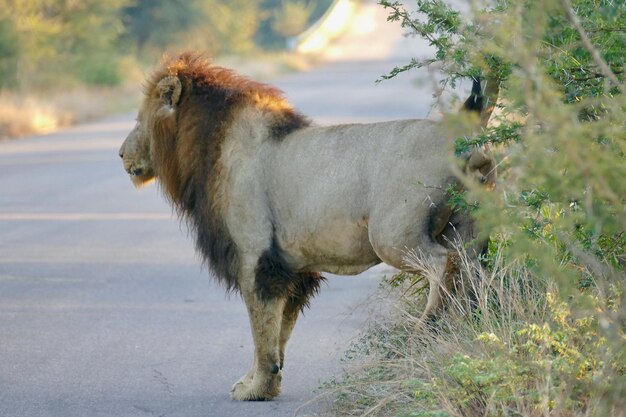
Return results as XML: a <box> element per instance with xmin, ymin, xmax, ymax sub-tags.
<box><xmin>119</xmin><ymin>53</ymin><xmax>308</xmax><ymax>199</ymax></box>
<box><xmin>119</xmin><ymin>73</ymin><xmax>183</xmax><ymax>189</ymax></box>
<box><xmin>119</xmin><ymin>118</ymin><xmax>156</xmax><ymax>187</ymax></box>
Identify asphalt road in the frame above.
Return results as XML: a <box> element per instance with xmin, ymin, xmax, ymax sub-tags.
<box><xmin>0</xmin><ymin>3</ymin><xmax>468</xmax><ymax>417</ymax></box>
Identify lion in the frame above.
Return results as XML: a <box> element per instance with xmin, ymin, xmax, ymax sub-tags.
<box><xmin>119</xmin><ymin>52</ymin><xmax>496</xmax><ymax>401</ymax></box>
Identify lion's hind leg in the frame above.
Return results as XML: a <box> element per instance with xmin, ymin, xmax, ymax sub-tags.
<box><xmin>395</xmin><ymin>244</ymin><xmax>455</xmax><ymax>324</ymax></box>
<box><xmin>369</xmin><ymin>224</ymin><xmax>454</xmax><ymax>325</ymax></box>
<box><xmin>419</xmin><ymin>215</ymin><xmax>484</xmax><ymax>325</ymax></box>
<box><xmin>418</xmin><ymin>250</ymin><xmax>459</xmax><ymax>324</ymax></box>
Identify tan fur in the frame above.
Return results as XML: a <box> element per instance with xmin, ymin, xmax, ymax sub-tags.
<box><xmin>118</xmin><ymin>122</ymin><xmax>154</xmax><ymax>188</ymax></box>
<box><xmin>119</xmin><ymin>52</ymin><xmax>495</xmax><ymax>401</ymax></box>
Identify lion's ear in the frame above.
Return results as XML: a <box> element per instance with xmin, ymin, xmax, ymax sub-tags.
<box><xmin>155</xmin><ymin>76</ymin><xmax>182</xmax><ymax>118</ymax></box>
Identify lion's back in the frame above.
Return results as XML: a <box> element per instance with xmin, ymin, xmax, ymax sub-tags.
<box><xmin>264</xmin><ymin>119</ymin><xmax>454</xmax><ymax>272</ymax></box>
<box><xmin>267</xmin><ymin>118</ymin><xmax>451</xmax><ymax>202</ymax></box>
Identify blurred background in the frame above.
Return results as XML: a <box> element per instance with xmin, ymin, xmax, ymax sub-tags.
<box><xmin>0</xmin><ymin>0</ymin><xmax>350</xmax><ymax>139</ymax></box>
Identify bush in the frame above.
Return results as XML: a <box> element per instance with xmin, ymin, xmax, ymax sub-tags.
<box><xmin>328</xmin><ymin>0</ymin><xmax>625</xmax><ymax>415</ymax></box>
<box><xmin>0</xmin><ymin>0</ymin><xmax>129</xmax><ymax>90</ymax></box>
<box><xmin>74</xmin><ymin>55</ymin><xmax>123</xmax><ymax>87</ymax></box>
<box><xmin>272</xmin><ymin>0</ymin><xmax>315</xmax><ymax>38</ymax></box>
<box><xmin>0</xmin><ymin>13</ymin><xmax>19</xmax><ymax>89</ymax></box>
<box><xmin>329</xmin><ymin>244</ymin><xmax>625</xmax><ymax>417</ymax></box>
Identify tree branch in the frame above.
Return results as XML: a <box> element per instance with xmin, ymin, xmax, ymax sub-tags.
<box><xmin>561</xmin><ymin>0</ymin><xmax>624</xmax><ymax>93</ymax></box>
<box><xmin>572</xmin><ymin>71</ymin><xmax>624</xmax><ymax>82</ymax></box>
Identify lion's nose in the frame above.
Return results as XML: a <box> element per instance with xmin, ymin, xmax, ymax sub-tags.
<box><xmin>119</xmin><ymin>150</ymin><xmax>124</xmax><ymax>159</ymax></box>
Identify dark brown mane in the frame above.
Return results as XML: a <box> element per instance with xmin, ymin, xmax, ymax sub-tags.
<box><xmin>143</xmin><ymin>52</ymin><xmax>309</xmax><ymax>292</ymax></box>
<box><xmin>146</xmin><ymin>52</ymin><xmax>310</xmax><ymax>138</ymax></box>
<box><xmin>147</xmin><ymin>53</ymin><xmax>281</xmax><ymax>102</ymax></box>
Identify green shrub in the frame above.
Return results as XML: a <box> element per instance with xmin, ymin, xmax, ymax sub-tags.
<box><xmin>328</xmin><ymin>245</ymin><xmax>625</xmax><ymax>417</ymax></box>
<box><xmin>329</xmin><ymin>2</ymin><xmax>624</xmax><ymax>414</ymax></box>
<box><xmin>0</xmin><ymin>13</ymin><xmax>19</xmax><ymax>89</ymax></box>
<box><xmin>272</xmin><ymin>0</ymin><xmax>315</xmax><ymax>38</ymax></box>
<box><xmin>74</xmin><ymin>55</ymin><xmax>123</xmax><ymax>87</ymax></box>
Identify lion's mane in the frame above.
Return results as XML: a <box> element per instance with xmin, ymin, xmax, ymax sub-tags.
<box><xmin>143</xmin><ymin>53</ymin><xmax>318</xmax><ymax>298</ymax></box>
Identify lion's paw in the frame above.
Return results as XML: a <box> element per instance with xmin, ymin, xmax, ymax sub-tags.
<box><xmin>233</xmin><ymin>371</ymin><xmax>254</xmax><ymax>388</ymax></box>
<box><xmin>230</xmin><ymin>372</ymin><xmax>282</xmax><ymax>401</ymax></box>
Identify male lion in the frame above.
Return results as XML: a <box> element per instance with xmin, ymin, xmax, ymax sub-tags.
<box><xmin>119</xmin><ymin>52</ymin><xmax>495</xmax><ymax>401</ymax></box>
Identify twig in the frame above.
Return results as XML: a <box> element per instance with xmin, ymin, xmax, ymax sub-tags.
<box><xmin>292</xmin><ymin>392</ymin><xmax>333</xmax><ymax>417</ymax></box>
<box><xmin>561</xmin><ymin>0</ymin><xmax>623</xmax><ymax>93</ymax></box>
<box><xmin>381</xmin><ymin>2</ymin><xmax>438</xmax><ymax>45</ymax></box>
<box><xmin>571</xmin><ymin>69</ymin><xmax>624</xmax><ymax>82</ymax></box>
<box><xmin>360</xmin><ymin>393</ymin><xmax>402</xmax><ymax>417</ymax></box>
<box><xmin>587</xmin><ymin>27</ymin><xmax>626</xmax><ymax>33</ymax></box>
<box><xmin>556</xmin><ymin>232</ymin><xmax>621</xmax><ymax>282</ymax></box>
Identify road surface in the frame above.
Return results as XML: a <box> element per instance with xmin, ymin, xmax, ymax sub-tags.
<box><xmin>0</xmin><ymin>2</ymin><xmax>467</xmax><ymax>417</ymax></box>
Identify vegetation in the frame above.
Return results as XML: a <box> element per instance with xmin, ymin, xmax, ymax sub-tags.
<box><xmin>330</xmin><ymin>244</ymin><xmax>625</xmax><ymax>416</ymax></box>
<box><xmin>0</xmin><ymin>0</ymin><xmax>332</xmax><ymax>89</ymax></box>
<box><xmin>0</xmin><ymin>0</ymin><xmax>332</xmax><ymax>138</ymax></box>
<box><xmin>328</xmin><ymin>0</ymin><xmax>625</xmax><ymax>415</ymax></box>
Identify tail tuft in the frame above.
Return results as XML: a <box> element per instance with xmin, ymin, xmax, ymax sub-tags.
<box><xmin>462</xmin><ymin>77</ymin><xmax>483</xmax><ymax>114</ymax></box>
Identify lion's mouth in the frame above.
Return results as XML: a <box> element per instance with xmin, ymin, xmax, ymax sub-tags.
<box><xmin>125</xmin><ymin>165</ymin><xmax>155</xmax><ymax>184</ymax></box>
<box><xmin>128</xmin><ymin>167</ymin><xmax>144</xmax><ymax>176</ymax></box>
<box><xmin>126</xmin><ymin>166</ymin><xmax>156</xmax><ymax>188</ymax></box>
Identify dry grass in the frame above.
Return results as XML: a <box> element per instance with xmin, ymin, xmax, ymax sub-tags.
<box><xmin>0</xmin><ymin>53</ymin><xmax>310</xmax><ymax>141</ymax></box>
<box><xmin>0</xmin><ymin>84</ymin><xmax>141</xmax><ymax>140</ymax></box>
<box><xmin>0</xmin><ymin>93</ymin><xmax>71</xmax><ymax>139</ymax></box>
<box><xmin>325</xmin><ymin>240</ymin><xmax>625</xmax><ymax>417</ymax></box>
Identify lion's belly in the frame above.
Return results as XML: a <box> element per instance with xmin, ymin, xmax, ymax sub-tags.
<box><xmin>276</xmin><ymin>217</ymin><xmax>381</xmax><ymax>275</ymax></box>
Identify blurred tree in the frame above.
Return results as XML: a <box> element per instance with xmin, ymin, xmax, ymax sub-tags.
<box><xmin>191</xmin><ymin>0</ymin><xmax>261</xmax><ymax>55</ymax></box>
<box><xmin>122</xmin><ymin>0</ymin><xmax>261</xmax><ymax>58</ymax></box>
<box><xmin>0</xmin><ymin>0</ymin><xmax>336</xmax><ymax>90</ymax></box>
<box><xmin>257</xmin><ymin>0</ymin><xmax>333</xmax><ymax>48</ymax></box>
<box><xmin>58</xmin><ymin>0</ymin><xmax>130</xmax><ymax>85</ymax></box>
<box><xmin>0</xmin><ymin>12</ymin><xmax>19</xmax><ymax>89</ymax></box>
<box><xmin>272</xmin><ymin>0</ymin><xmax>315</xmax><ymax>38</ymax></box>
<box><xmin>121</xmin><ymin>0</ymin><xmax>197</xmax><ymax>56</ymax></box>
<box><xmin>378</xmin><ymin>0</ymin><xmax>625</xmax><ymax>309</ymax></box>
<box><xmin>0</xmin><ymin>0</ymin><xmax>130</xmax><ymax>88</ymax></box>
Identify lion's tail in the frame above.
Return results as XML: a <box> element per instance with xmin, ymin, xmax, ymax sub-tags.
<box><xmin>462</xmin><ymin>76</ymin><xmax>500</xmax><ymax>128</ymax></box>
<box><xmin>459</xmin><ymin>76</ymin><xmax>499</xmax><ymax>187</ymax></box>
<box><xmin>462</xmin><ymin>77</ymin><xmax>484</xmax><ymax>114</ymax></box>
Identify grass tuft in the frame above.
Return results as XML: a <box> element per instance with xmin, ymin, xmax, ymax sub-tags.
<box><xmin>328</xmin><ymin>242</ymin><xmax>625</xmax><ymax>417</ymax></box>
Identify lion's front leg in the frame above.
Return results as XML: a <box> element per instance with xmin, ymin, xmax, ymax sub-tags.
<box><xmin>232</xmin><ymin>352</ymin><xmax>257</xmax><ymax>388</ymax></box>
<box><xmin>231</xmin><ymin>286</ymin><xmax>286</xmax><ymax>401</ymax></box>
<box><xmin>278</xmin><ymin>302</ymin><xmax>299</xmax><ymax>370</ymax></box>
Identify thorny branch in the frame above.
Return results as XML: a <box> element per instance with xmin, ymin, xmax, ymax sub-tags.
<box><xmin>561</xmin><ymin>0</ymin><xmax>624</xmax><ymax>93</ymax></box>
